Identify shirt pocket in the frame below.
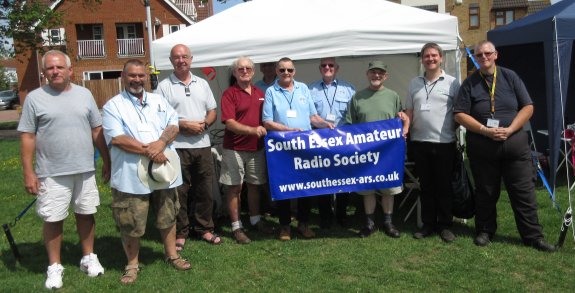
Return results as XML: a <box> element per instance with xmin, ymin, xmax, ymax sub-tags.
<box><xmin>335</xmin><ymin>96</ymin><xmax>350</xmax><ymax>115</ymax></box>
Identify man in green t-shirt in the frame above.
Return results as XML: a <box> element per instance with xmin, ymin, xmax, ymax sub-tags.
<box><xmin>345</xmin><ymin>61</ymin><xmax>409</xmax><ymax>239</ymax></box>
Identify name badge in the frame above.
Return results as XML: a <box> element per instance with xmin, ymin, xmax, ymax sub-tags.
<box><xmin>287</xmin><ymin>109</ymin><xmax>297</xmax><ymax>118</ymax></box>
<box><xmin>326</xmin><ymin>113</ymin><xmax>336</xmax><ymax>122</ymax></box>
<box><xmin>420</xmin><ymin>104</ymin><xmax>431</xmax><ymax>111</ymax></box>
<box><xmin>486</xmin><ymin>118</ymin><xmax>500</xmax><ymax>128</ymax></box>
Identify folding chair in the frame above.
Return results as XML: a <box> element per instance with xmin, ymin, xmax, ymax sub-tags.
<box><xmin>399</xmin><ymin>161</ymin><xmax>423</xmax><ymax>228</ymax></box>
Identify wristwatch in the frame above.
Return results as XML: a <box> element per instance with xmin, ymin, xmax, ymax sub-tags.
<box><xmin>204</xmin><ymin>122</ymin><xmax>209</xmax><ymax>130</ymax></box>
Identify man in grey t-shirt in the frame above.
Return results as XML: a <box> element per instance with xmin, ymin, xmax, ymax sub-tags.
<box><xmin>18</xmin><ymin>50</ymin><xmax>111</xmax><ymax>289</ymax></box>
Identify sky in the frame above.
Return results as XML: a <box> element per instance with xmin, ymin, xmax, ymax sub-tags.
<box><xmin>213</xmin><ymin>0</ymin><xmax>246</xmax><ymax>14</ymax></box>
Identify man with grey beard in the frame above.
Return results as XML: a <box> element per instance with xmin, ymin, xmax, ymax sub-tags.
<box><xmin>102</xmin><ymin>59</ymin><xmax>191</xmax><ymax>285</ymax></box>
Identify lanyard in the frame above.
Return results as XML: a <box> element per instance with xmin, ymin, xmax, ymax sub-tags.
<box><xmin>321</xmin><ymin>82</ymin><xmax>337</xmax><ymax>113</ymax></box>
<box><xmin>423</xmin><ymin>78</ymin><xmax>439</xmax><ymax>102</ymax></box>
<box><xmin>281</xmin><ymin>88</ymin><xmax>295</xmax><ymax>109</ymax></box>
<box><xmin>480</xmin><ymin>66</ymin><xmax>497</xmax><ymax>118</ymax></box>
<box><xmin>123</xmin><ymin>90</ymin><xmax>148</xmax><ymax>123</ymax></box>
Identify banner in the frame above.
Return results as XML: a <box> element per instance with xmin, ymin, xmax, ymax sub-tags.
<box><xmin>265</xmin><ymin>118</ymin><xmax>405</xmax><ymax>200</ymax></box>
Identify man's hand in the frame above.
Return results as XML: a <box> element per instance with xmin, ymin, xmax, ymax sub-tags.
<box><xmin>101</xmin><ymin>161</ymin><xmax>111</xmax><ymax>183</ymax></box>
<box><xmin>179</xmin><ymin>120</ymin><xmax>206</xmax><ymax>136</ymax></box>
<box><xmin>491</xmin><ymin>127</ymin><xmax>512</xmax><ymax>141</ymax></box>
<box><xmin>152</xmin><ymin>151</ymin><xmax>169</xmax><ymax>164</ymax></box>
<box><xmin>143</xmin><ymin>140</ymin><xmax>167</xmax><ymax>162</ymax></box>
<box><xmin>24</xmin><ymin>170</ymin><xmax>40</xmax><ymax>195</ymax></box>
<box><xmin>253</xmin><ymin>126</ymin><xmax>267</xmax><ymax>138</ymax></box>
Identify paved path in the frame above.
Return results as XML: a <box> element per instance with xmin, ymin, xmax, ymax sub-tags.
<box><xmin>0</xmin><ymin>109</ymin><xmax>19</xmax><ymax>122</ymax></box>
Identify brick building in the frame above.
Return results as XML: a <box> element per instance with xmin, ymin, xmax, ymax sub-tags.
<box><xmin>13</xmin><ymin>0</ymin><xmax>213</xmax><ymax>106</ymax></box>
<box><xmin>390</xmin><ymin>0</ymin><xmax>550</xmax><ymax>76</ymax></box>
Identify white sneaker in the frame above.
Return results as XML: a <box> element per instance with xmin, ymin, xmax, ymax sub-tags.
<box><xmin>45</xmin><ymin>263</ymin><xmax>64</xmax><ymax>289</ymax></box>
<box><xmin>80</xmin><ymin>253</ymin><xmax>105</xmax><ymax>277</ymax></box>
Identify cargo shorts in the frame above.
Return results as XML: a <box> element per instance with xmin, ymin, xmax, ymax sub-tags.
<box><xmin>111</xmin><ymin>188</ymin><xmax>180</xmax><ymax>238</ymax></box>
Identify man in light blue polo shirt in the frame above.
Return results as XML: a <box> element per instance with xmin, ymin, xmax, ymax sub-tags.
<box><xmin>308</xmin><ymin>57</ymin><xmax>356</xmax><ymax>229</ymax></box>
<box><xmin>262</xmin><ymin>57</ymin><xmax>334</xmax><ymax>241</ymax></box>
<box><xmin>103</xmin><ymin>59</ymin><xmax>191</xmax><ymax>284</ymax></box>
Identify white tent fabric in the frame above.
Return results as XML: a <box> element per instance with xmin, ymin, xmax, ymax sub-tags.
<box><xmin>152</xmin><ymin>0</ymin><xmax>459</xmax><ymax>69</ymax></box>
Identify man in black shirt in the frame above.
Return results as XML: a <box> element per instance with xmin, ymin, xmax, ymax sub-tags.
<box><xmin>454</xmin><ymin>40</ymin><xmax>555</xmax><ymax>252</ymax></box>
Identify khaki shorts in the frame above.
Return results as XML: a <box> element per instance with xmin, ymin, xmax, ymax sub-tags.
<box><xmin>111</xmin><ymin>188</ymin><xmax>180</xmax><ymax>238</ymax></box>
<box><xmin>36</xmin><ymin>171</ymin><xmax>99</xmax><ymax>222</ymax></box>
<box><xmin>355</xmin><ymin>186</ymin><xmax>403</xmax><ymax>196</ymax></box>
<box><xmin>219</xmin><ymin>148</ymin><xmax>267</xmax><ymax>185</ymax></box>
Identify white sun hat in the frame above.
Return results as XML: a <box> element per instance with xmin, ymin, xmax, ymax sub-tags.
<box><xmin>137</xmin><ymin>149</ymin><xmax>181</xmax><ymax>190</ymax></box>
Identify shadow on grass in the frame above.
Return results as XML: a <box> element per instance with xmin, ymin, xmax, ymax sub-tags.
<box><xmin>0</xmin><ymin>236</ymin><xmax>165</xmax><ymax>273</ymax></box>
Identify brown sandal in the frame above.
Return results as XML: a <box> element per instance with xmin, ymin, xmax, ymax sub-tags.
<box><xmin>165</xmin><ymin>255</ymin><xmax>192</xmax><ymax>271</ymax></box>
<box><xmin>120</xmin><ymin>264</ymin><xmax>139</xmax><ymax>284</ymax></box>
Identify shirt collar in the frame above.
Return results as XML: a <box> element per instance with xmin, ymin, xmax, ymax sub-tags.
<box><xmin>169</xmin><ymin>71</ymin><xmax>196</xmax><ymax>85</ymax></box>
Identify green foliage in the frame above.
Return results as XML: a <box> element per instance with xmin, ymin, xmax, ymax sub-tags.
<box><xmin>0</xmin><ymin>139</ymin><xmax>574</xmax><ymax>292</ymax></box>
<box><xmin>0</xmin><ymin>65</ymin><xmax>13</xmax><ymax>90</ymax></box>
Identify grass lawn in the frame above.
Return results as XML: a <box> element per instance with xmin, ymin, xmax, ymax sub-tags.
<box><xmin>1</xmin><ymin>137</ymin><xmax>574</xmax><ymax>292</ymax></box>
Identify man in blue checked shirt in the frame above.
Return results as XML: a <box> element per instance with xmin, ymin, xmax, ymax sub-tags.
<box><xmin>308</xmin><ymin>57</ymin><xmax>356</xmax><ymax>229</ymax></box>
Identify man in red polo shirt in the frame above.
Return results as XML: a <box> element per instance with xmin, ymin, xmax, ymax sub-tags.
<box><xmin>220</xmin><ymin>56</ymin><xmax>274</xmax><ymax>244</ymax></box>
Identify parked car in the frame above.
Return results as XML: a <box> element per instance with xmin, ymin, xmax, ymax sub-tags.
<box><xmin>0</xmin><ymin>90</ymin><xmax>19</xmax><ymax>110</ymax></box>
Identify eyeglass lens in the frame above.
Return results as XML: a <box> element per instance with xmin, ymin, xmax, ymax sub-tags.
<box><xmin>321</xmin><ymin>64</ymin><xmax>335</xmax><ymax>68</ymax></box>
<box><xmin>237</xmin><ymin>67</ymin><xmax>253</xmax><ymax>72</ymax></box>
<box><xmin>475</xmin><ymin>51</ymin><xmax>494</xmax><ymax>58</ymax></box>
<box><xmin>279</xmin><ymin>68</ymin><xmax>294</xmax><ymax>73</ymax></box>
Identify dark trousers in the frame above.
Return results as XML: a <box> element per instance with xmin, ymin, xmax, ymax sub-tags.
<box><xmin>176</xmin><ymin>147</ymin><xmax>214</xmax><ymax>238</ymax></box>
<box><xmin>467</xmin><ymin>131</ymin><xmax>543</xmax><ymax>242</ymax></box>
<box><xmin>318</xmin><ymin>193</ymin><xmax>349</xmax><ymax>222</ymax></box>
<box><xmin>411</xmin><ymin>141</ymin><xmax>456</xmax><ymax>230</ymax></box>
<box><xmin>278</xmin><ymin>197</ymin><xmax>312</xmax><ymax>226</ymax></box>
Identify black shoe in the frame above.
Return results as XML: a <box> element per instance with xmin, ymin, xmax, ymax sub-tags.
<box><xmin>439</xmin><ymin>229</ymin><xmax>456</xmax><ymax>243</ymax></box>
<box><xmin>474</xmin><ymin>232</ymin><xmax>491</xmax><ymax>247</ymax></box>
<box><xmin>358</xmin><ymin>225</ymin><xmax>376</xmax><ymax>238</ymax></box>
<box><xmin>383</xmin><ymin>223</ymin><xmax>400</xmax><ymax>238</ymax></box>
<box><xmin>413</xmin><ymin>227</ymin><xmax>435</xmax><ymax>239</ymax></box>
<box><xmin>530</xmin><ymin>239</ymin><xmax>556</xmax><ymax>252</ymax></box>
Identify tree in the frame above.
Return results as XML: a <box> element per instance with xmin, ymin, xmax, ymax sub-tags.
<box><xmin>0</xmin><ymin>0</ymin><xmax>103</xmax><ymax>57</ymax></box>
<box><xmin>0</xmin><ymin>64</ymin><xmax>14</xmax><ymax>90</ymax></box>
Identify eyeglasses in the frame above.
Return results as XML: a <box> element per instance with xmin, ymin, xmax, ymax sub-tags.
<box><xmin>237</xmin><ymin>67</ymin><xmax>253</xmax><ymax>73</ymax></box>
<box><xmin>185</xmin><ymin>86</ymin><xmax>190</xmax><ymax>97</ymax></box>
<box><xmin>171</xmin><ymin>55</ymin><xmax>191</xmax><ymax>60</ymax></box>
<box><xmin>279</xmin><ymin>68</ymin><xmax>295</xmax><ymax>73</ymax></box>
<box><xmin>320</xmin><ymin>64</ymin><xmax>335</xmax><ymax>68</ymax></box>
<box><xmin>474</xmin><ymin>51</ymin><xmax>495</xmax><ymax>58</ymax></box>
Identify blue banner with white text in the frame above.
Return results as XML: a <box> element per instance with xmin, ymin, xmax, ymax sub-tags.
<box><xmin>265</xmin><ymin>118</ymin><xmax>405</xmax><ymax>201</ymax></box>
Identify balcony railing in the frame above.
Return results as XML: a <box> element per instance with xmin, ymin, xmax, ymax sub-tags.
<box><xmin>117</xmin><ymin>38</ymin><xmax>145</xmax><ymax>57</ymax></box>
<box><xmin>172</xmin><ymin>0</ymin><xmax>197</xmax><ymax>18</ymax></box>
<box><xmin>77</xmin><ymin>39</ymin><xmax>106</xmax><ymax>58</ymax></box>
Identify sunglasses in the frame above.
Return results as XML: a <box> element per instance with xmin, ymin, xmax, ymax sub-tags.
<box><xmin>279</xmin><ymin>68</ymin><xmax>295</xmax><ymax>73</ymax></box>
<box><xmin>320</xmin><ymin>63</ymin><xmax>335</xmax><ymax>68</ymax></box>
<box><xmin>237</xmin><ymin>67</ymin><xmax>253</xmax><ymax>73</ymax></box>
<box><xmin>185</xmin><ymin>86</ymin><xmax>190</xmax><ymax>97</ymax></box>
<box><xmin>474</xmin><ymin>51</ymin><xmax>495</xmax><ymax>58</ymax></box>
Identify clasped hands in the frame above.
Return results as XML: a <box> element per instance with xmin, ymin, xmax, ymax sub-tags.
<box><xmin>143</xmin><ymin>140</ymin><xmax>168</xmax><ymax>163</ymax></box>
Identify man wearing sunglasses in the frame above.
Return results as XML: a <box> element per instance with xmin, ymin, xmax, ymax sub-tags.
<box><xmin>308</xmin><ymin>57</ymin><xmax>356</xmax><ymax>229</ymax></box>
<box><xmin>262</xmin><ymin>57</ymin><xmax>335</xmax><ymax>241</ymax></box>
<box><xmin>219</xmin><ymin>57</ymin><xmax>275</xmax><ymax>244</ymax></box>
<box><xmin>345</xmin><ymin>61</ymin><xmax>410</xmax><ymax>239</ymax></box>
<box><xmin>454</xmin><ymin>40</ymin><xmax>555</xmax><ymax>252</ymax></box>
<box><xmin>156</xmin><ymin>44</ymin><xmax>220</xmax><ymax>248</ymax></box>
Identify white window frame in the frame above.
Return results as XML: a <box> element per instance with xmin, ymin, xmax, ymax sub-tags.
<box><xmin>42</xmin><ymin>28</ymin><xmax>66</xmax><ymax>46</ymax></box>
<box><xmin>92</xmin><ymin>25</ymin><xmax>103</xmax><ymax>40</ymax></box>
